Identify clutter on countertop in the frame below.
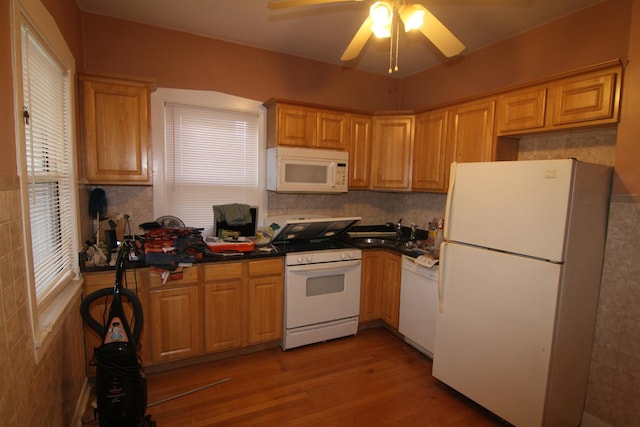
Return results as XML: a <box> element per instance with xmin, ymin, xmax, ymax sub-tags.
<box><xmin>144</xmin><ymin>227</ymin><xmax>206</xmax><ymax>284</ymax></box>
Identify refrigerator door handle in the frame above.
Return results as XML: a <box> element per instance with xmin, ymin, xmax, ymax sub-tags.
<box><xmin>438</xmin><ymin>242</ymin><xmax>447</xmax><ymax>313</ymax></box>
<box><xmin>443</xmin><ymin>162</ymin><xmax>457</xmax><ymax>241</ymax></box>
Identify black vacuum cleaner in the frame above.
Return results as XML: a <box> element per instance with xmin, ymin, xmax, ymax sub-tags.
<box><xmin>80</xmin><ymin>243</ymin><xmax>155</xmax><ymax>427</ymax></box>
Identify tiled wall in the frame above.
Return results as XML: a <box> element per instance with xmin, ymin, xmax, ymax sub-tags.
<box><xmin>0</xmin><ymin>180</ymin><xmax>86</xmax><ymax>426</ymax></box>
<box><xmin>585</xmin><ymin>196</ymin><xmax>640</xmax><ymax>426</ymax></box>
<box><xmin>267</xmin><ymin>190</ymin><xmax>446</xmax><ymax>229</ymax></box>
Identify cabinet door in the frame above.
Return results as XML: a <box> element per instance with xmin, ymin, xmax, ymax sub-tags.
<box><xmin>79</xmin><ymin>75</ymin><xmax>151</xmax><ymax>184</ymax></box>
<box><xmin>348</xmin><ymin>114</ymin><xmax>373</xmax><ymax>189</ymax></box>
<box><xmin>275</xmin><ymin>104</ymin><xmax>317</xmax><ymax>147</ymax></box>
<box><xmin>412</xmin><ymin>110</ymin><xmax>450</xmax><ymax>192</ymax></box>
<box><xmin>247</xmin><ymin>259</ymin><xmax>284</xmax><ymax>344</ymax></box>
<box><xmin>548</xmin><ymin>71</ymin><xmax>618</xmax><ymax>127</ymax></box>
<box><xmin>360</xmin><ymin>250</ymin><xmax>383</xmax><ymax>322</ymax></box>
<box><xmin>149</xmin><ymin>285</ymin><xmax>203</xmax><ymax>363</ymax></box>
<box><xmin>449</xmin><ymin>99</ymin><xmax>496</xmax><ymax>164</ymax></box>
<box><xmin>203</xmin><ymin>262</ymin><xmax>246</xmax><ymax>353</ymax></box>
<box><xmin>497</xmin><ymin>87</ymin><xmax>547</xmax><ymax>134</ymax></box>
<box><xmin>317</xmin><ymin>110</ymin><xmax>349</xmax><ymax>150</ymax></box>
<box><xmin>371</xmin><ymin>116</ymin><xmax>414</xmax><ymax>190</ymax></box>
<box><xmin>380</xmin><ymin>252</ymin><xmax>401</xmax><ymax>329</ymax></box>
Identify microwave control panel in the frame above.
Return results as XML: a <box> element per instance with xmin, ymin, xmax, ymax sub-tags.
<box><xmin>335</xmin><ymin>163</ymin><xmax>347</xmax><ymax>187</ymax></box>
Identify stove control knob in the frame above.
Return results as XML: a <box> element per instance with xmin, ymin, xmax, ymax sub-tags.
<box><xmin>296</xmin><ymin>256</ymin><xmax>304</xmax><ymax>264</ymax></box>
<box><xmin>340</xmin><ymin>252</ymin><xmax>348</xmax><ymax>260</ymax></box>
<box><xmin>306</xmin><ymin>255</ymin><xmax>314</xmax><ymax>263</ymax></box>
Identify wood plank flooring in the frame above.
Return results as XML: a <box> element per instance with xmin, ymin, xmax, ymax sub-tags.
<box><xmin>143</xmin><ymin>328</ymin><xmax>510</xmax><ymax>426</ymax></box>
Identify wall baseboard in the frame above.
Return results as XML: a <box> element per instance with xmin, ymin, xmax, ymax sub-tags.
<box><xmin>72</xmin><ymin>378</ymin><xmax>93</xmax><ymax>427</ymax></box>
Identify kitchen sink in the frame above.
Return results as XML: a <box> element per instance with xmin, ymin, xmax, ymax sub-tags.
<box><xmin>350</xmin><ymin>237</ymin><xmax>403</xmax><ymax>247</ymax></box>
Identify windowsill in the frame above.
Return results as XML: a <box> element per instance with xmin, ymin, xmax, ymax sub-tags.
<box><xmin>33</xmin><ymin>277</ymin><xmax>84</xmax><ymax>363</ymax></box>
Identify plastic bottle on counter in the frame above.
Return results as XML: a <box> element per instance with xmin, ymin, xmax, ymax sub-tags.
<box><xmin>433</xmin><ymin>219</ymin><xmax>444</xmax><ymax>256</ymax></box>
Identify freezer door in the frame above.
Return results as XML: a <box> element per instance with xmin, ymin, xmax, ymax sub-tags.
<box><xmin>433</xmin><ymin>242</ymin><xmax>561</xmax><ymax>427</ymax></box>
<box><xmin>444</xmin><ymin>159</ymin><xmax>576</xmax><ymax>262</ymax></box>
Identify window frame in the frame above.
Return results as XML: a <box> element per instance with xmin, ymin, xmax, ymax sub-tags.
<box><xmin>11</xmin><ymin>0</ymin><xmax>81</xmax><ymax>362</ymax></box>
<box><xmin>151</xmin><ymin>88</ymin><xmax>267</xmax><ymax>233</ymax></box>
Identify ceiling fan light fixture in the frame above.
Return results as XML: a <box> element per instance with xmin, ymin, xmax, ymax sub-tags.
<box><xmin>370</xmin><ymin>1</ymin><xmax>392</xmax><ymax>26</ymax></box>
<box><xmin>399</xmin><ymin>4</ymin><xmax>424</xmax><ymax>32</ymax></box>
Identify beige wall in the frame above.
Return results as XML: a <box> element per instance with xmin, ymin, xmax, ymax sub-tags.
<box><xmin>80</xmin><ymin>13</ymin><xmax>401</xmax><ymax>113</ymax></box>
<box><xmin>0</xmin><ymin>0</ymin><xmax>87</xmax><ymax>424</ymax></box>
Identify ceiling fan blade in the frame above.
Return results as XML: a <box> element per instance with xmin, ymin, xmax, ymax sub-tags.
<box><xmin>416</xmin><ymin>6</ymin><xmax>465</xmax><ymax>57</ymax></box>
<box><xmin>268</xmin><ymin>0</ymin><xmax>363</xmax><ymax>10</ymax></box>
<box><xmin>341</xmin><ymin>16</ymin><xmax>373</xmax><ymax>61</ymax></box>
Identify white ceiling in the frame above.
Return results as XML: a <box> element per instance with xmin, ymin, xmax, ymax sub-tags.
<box><xmin>75</xmin><ymin>0</ymin><xmax>604</xmax><ymax>78</ymax></box>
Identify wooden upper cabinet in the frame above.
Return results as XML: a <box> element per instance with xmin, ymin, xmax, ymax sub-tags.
<box><xmin>79</xmin><ymin>73</ymin><xmax>153</xmax><ymax>185</ymax></box>
<box><xmin>371</xmin><ymin>115</ymin><xmax>414</xmax><ymax>190</ymax></box>
<box><xmin>449</xmin><ymin>99</ymin><xmax>496</xmax><ymax>164</ymax></box>
<box><xmin>348</xmin><ymin>114</ymin><xmax>373</xmax><ymax>189</ymax></box>
<box><xmin>269</xmin><ymin>103</ymin><xmax>317</xmax><ymax>148</ymax></box>
<box><xmin>496</xmin><ymin>64</ymin><xmax>621</xmax><ymax>136</ymax></box>
<box><xmin>548</xmin><ymin>70</ymin><xmax>618</xmax><ymax>127</ymax></box>
<box><xmin>497</xmin><ymin>86</ymin><xmax>547</xmax><ymax>134</ymax></box>
<box><xmin>266</xmin><ymin>101</ymin><xmax>349</xmax><ymax>150</ymax></box>
<box><xmin>412</xmin><ymin>109</ymin><xmax>450</xmax><ymax>192</ymax></box>
<box><xmin>317</xmin><ymin>110</ymin><xmax>349</xmax><ymax>150</ymax></box>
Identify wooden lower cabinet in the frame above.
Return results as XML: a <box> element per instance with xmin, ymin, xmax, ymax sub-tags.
<box><xmin>82</xmin><ymin>269</ymin><xmax>148</xmax><ymax>376</ymax></box>
<box><xmin>80</xmin><ymin>258</ymin><xmax>285</xmax><ymax>369</ymax></box>
<box><xmin>149</xmin><ymin>285</ymin><xmax>203</xmax><ymax>363</ymax></box>
<box><xmin>144</xmin><ymin>258</ymin><xmax>283</xmax><ymax>365</ymax></box>
<box><xmin>360</xmin><ymin>251</ymin><xmax>383</xmax><ymax>322</ymax></box>
<box><xmin>247</xmin><ymin>259</ymin><xmax>284</xmax><ymax>344</ymax></box>
<box><xmin>202</xmin><ymin>258</ymin><xmax>283</xmax><ymax>351</ymax></box>
<box><xmin>360</xmin><ymin>250</ymin><xmax>401</xmax><ymax>329</ymax></box>
<box><xmin>203</xmin><ymin>262</ymin><xmax>246</xmax><ymax>352</ymax></box>
<box><xmin>379</xmin><ymin>252</ymin><xmax>402</xmax><ymax>329</ymax></box>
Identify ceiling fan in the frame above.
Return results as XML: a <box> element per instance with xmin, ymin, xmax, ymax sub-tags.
<box><xmin>268</xmin><ymin>0</ymin><xmax>465</xmax><ymax>73</ymax></box>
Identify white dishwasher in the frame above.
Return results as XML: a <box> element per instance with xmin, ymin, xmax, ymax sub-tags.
<box><xmin>399</xmin><ymin>255</ymin><xmax>439</xmax><ymax>357</ymax></box>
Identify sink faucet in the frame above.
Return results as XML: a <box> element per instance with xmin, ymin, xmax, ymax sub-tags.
<box><xmin>396</xmin><ymin>218</ymin><xmax>403</xmax><ymax>240</ymax></box>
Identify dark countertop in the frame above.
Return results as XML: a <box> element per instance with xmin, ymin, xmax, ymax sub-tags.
<box><xmin>80</xmin><ymin>246</ymin><xmax>283</xmax><ymax>273</ymax></box>
<box><xmin>80</xmin><ymin>227</ymin><xmax>432</xmax><ymax>274</ymax></box>
<box><xmin>343</xmin><ymin>238</ymin><xmax>434</xmax><ymax>259</ymax></box>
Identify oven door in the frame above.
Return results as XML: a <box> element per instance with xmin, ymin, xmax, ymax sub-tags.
<box><xmin>285</xmin><ymin>259</ymin><xmax>361</xmax><ymax>329</ymax></box>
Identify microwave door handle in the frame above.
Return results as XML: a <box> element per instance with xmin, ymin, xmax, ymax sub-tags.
<box><xmin>330</xmin><ymin>162</ymin><xmax>336</xmax><ymax>188</ymax></box>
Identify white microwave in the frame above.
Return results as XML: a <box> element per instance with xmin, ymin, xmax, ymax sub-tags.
<box><xmin>266</xmin><ymin>146</ymin><xmax>349</xmax><ymax>193</ymax></box>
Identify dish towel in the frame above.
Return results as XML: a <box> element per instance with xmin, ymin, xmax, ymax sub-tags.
<box><xmin>213</xmin><ymin>203</ymin><xmax>252</xmax><ymax>226</ymax></box>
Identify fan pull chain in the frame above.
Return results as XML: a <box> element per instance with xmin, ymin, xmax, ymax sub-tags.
<box><xmin>388</xmin><ymin>13</ymin><xmax>400</xmax><ymax>74</ymax></box>
<box><xmin>388</xmin><ymin>17</ymin><xmax>394</xmax><ymax>73</ymax></box>
<box><xmin>394</xmin><ymin>16</ymin><xmax>400</xmax><ymax>72</ymax></box>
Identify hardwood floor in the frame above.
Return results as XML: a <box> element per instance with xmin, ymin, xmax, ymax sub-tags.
<box><xmin>143</xmin><ymin>328</ymin><xmax>510</xmax><ymax>426</ymax></box>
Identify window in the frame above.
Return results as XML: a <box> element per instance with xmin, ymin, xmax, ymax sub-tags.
<box><xmin>21</xmin><ymin>24</ymin><xmax>76</xmax><ymax>304</ymax></box>
<box><xmin>13</xmin><ymin>0</ymin><xmax>79</xmax><ymax>359</ymax></box>
<box><xmin>152</xmin><ymin>88</ymin><xmax>266</xmax><ymax>233</ymax></box>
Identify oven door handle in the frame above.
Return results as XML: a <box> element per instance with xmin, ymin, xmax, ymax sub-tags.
<box><xmin>287</xmin><ymin>259</ymin><xmax>361</xmax><ymax>272</ymax></box>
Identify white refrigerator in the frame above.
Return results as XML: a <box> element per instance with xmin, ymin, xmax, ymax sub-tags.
<box><xmin>432</xmin><ymin>159</ymin><xmax>611</xmax><ymax>427</ymax></box>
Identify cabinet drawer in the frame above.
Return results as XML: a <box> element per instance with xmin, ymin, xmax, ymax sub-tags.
<box><xmin>248</xmin><ymin>259</ymin><xmax>283</xmax><ymax>277</ymax></box>
<box><xmin>84</xmin><ymin>269</ymin><xmax>143</xmax><ymax>293</ymax></box>
<box><xmin>148</xmin><ymin>266</ymin><xmax>199</xmax><ymax>288</ymax></box>
<box><xmin>203</xmin><ymin>262</ymin><xmax>244</xmax><ymax>282</ymax></box>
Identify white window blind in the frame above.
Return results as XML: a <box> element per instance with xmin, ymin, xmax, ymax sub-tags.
<box><xmin>21</xmin><ymin>24</ymin><xmax>75</xmax><ymax>303</ymax></box>
<box><xmin>164</xmin><ymin>103</ymin><xmax>259</xmax><ymax>228</ymax></box>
